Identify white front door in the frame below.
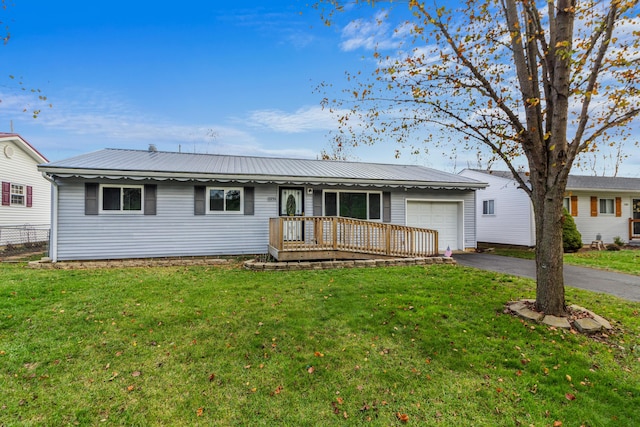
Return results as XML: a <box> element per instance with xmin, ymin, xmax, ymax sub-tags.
<box><xmin>280</xmin><ymin>187</ymin><xmax>304</xmax><ymax>241</ymax></box>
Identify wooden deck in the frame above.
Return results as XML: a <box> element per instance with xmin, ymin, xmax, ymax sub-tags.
<box><xmin>268</xmin><ymin>216</ymin><xmax>439</xmax><ymax>261</ymax></box>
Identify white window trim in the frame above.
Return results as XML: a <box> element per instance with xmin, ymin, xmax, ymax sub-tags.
<box><xmin>99</xmin><ymin>184</ymin><xmax>144</xmax><ymax>214</ymax></box>
<box><xmin>482</xmin><ymin>199</ymin><xmax>495</xmax><ymax>216</ymax></box>
<box><xmin>322</xmin><ymin>190</ymin><xmax>383</xmax><ymax>221</ymax></box>
<box><xmin>206</xmin><ymin>186</ymin><xmax>244</xmax><ymax>214</ymax></box>
<box><xmin>599</xmin><ymin>198</ymin><xmax>615</xmax><ymax>215</ymax></box>
<box><xmin>10</xmin><ymin>183</ymin><xmax>26</xmax><ymax>207</ymax></box>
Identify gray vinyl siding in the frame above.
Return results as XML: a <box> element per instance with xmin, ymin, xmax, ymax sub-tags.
<box><xmin>55</xmin><ymin>179</ymin><xmax>278</xmax><ymax>260</ymax></box>
<box><xmin>54</xmin><ymin>180</ymin><xmax>478</xmax><ymax>260</ymax></box>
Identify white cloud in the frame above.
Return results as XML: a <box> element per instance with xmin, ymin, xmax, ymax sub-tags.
<box><xmin>340</xmin><ymin>10</ymin><xmax>400</xmax><ymax>52</ymax></box>
<box><xmin>247</xmin><ymin>105</ymin><xmax>339</xmax><ymax>133</ymax></box>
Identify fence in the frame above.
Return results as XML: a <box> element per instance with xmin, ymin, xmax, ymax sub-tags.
<box><xmin>0</xmin><ymin>224</ymin><xmax>50</xmax><ymax>258</ymax></box>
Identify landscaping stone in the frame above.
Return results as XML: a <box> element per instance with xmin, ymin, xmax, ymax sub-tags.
<box><xmin>570</xmin><ymin>305</ymin><xmax>612</xmax><ymax>330</ymax></box>
<box><xmin>507</xmin><ymin>301</ymin><xmax>526</xmax><ymax>312</ymax></box>
<box><xmin>574</xmin><ymin>317</ymin><xmax>603</xmax><ymax>334</ymax></box>
<box><xmin>514</xmin><ymin>306</ymin><xmax>545</xmax><ymax>322</ymax></box>
<box><xmin>542</xmin><ymin>315</ymin><xmax>571</xmax><ymax>329</ymax></box>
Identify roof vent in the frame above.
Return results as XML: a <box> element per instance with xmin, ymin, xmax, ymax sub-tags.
<box><xmin>148</xmin><ymin>144</ymin><xmax>158</xmax><ymax>152</ymax></box>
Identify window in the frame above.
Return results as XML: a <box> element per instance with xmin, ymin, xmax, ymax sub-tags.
<box><xmin>208</xmin><ymin>187</ymin><xmax>243</xmax><ymax>213</ymax></box>
<box><xmin>10</xmin><ymin>184</ymin><xmax>25</xmax><ymax>206</ymax></box>
<box><xmin>100</xmin><ymin>185</ymin><xmax>143</xmax><ymax>212</ymax></box>
<box><xmin>482</xmin><ymin>199</ymin><xmax>495</xmax><ymax>215</ymax></box>
<box><xmin>599</xmin><ymin>198</ymin><xmax>614</xmax><ymax>215</ymax></box>
<box><xmin>563</xmin><ymin>197</ymin><xmax>570</xmax><ymax>212</ymax></box>
<box><xmin>324</xmin><ymin>191</ymin><xmax>382</xmax><ymax>220</ymax></box>
<box><xmin>2</xmin><ymin>182</ymin><xmax>32</xmax><ymax>207</ymax></box>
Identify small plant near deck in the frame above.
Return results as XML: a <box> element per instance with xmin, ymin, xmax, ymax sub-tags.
<box><xmin>613</xmin><ymin>236</ymin><xmax>625</xmax><ymax>247</ymax></box>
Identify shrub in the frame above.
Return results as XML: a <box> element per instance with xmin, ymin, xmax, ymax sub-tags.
<box><xmin>613</xmin><ymin>236</ymin><xmax>625</xmax><ymax>246</ymax></box>
<box><xmin>562</xmin><ymin>208</ymin><xmax>582</xmax><ymax>253</ymax></box>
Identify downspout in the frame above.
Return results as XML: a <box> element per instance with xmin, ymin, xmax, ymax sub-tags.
<box><xmin>41</xmin><ymin>172</ymin><xmax>58</xmax><ymax>262</ymax></box>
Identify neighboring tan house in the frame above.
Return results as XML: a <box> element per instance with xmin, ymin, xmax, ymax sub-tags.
<box><xmin>459</xmin><ymin>169</ymin><xmax>640</xmax><ymax>247</ymax></box>
<box><xmin>0</xmin><ymin>133</ymin><xmax>51</xmax><ymax>247</ymax></box>
<box><xmin>38</xmin><ymin>148</ymin><xmax>487</xmax><ymax>262</ymax></box>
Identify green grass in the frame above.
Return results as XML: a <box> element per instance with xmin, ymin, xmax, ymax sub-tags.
<box><xmin>492</xmin><ymin>247</ymin><xmax>640</xmax><ymax>276</ymax></box>
<box><xmin>564</xmin><ymin>250</ymin><xmax>640</xmax><ymax>276</ymax></box>
<box><xmin>1</xmin><ymin>262</ymin><xmax>639</xmax><ymax>426</ymax></box>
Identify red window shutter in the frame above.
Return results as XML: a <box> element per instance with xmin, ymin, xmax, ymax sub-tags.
<box><xmin>570</xmin><ymin>196</ymin><xmax>578</xmax><ymax>217</ymax></box>
<box><xmin>1</xmin><ymin>182</ymin><xmax>10</xmax><ymax>206</ymax></box>
<box><xmin>26</xmin><ymin>186</ymin><xmax>33</xmax><ymax>207</ymax></box>
<box><xmin>615</xmin><ymin>197</ymin><xmax>622</xmax><ymax>217</ymax></box>
<box><xmin>590</xmin><ymin>196</ymin><xmax>598</xmax><ymax>217</ymax></box>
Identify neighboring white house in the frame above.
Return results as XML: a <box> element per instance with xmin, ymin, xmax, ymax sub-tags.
<box><xmin>38</xmin><ymin>148</ymin><xmax>487</xmax><ymax>261</ymax></box>
<box><xmin>0</xmin><ymin>133</ymin><xmax>51</xmax><ymax>247</ymax></box>
<box><xmin>460</xmin><ymin>169</ymin><xmax>640</xmax><ymax>247</ymax></box>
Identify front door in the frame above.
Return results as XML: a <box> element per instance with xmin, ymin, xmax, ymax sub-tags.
<box><xmin>633</xmin><ymin>199</ymin><xmax>640</xmax><ymax>236</ymax></box>
<box><xmin>280</xmin><ymin>187</ymin><xmax>304</xmax><ymax>241</ymax></box>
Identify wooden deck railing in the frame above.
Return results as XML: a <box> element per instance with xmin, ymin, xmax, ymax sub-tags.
<box><xmin>630</xmin><ymin>218</ymin><xmax>640</xmax><ymax>241</ymax></box>
<box><xmin>269</xmin><ymin>216</ymin><xmax>438</xmax><ymax>261</ymax></box>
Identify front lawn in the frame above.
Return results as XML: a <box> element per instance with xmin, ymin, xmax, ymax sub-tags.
<box><xmin>564</xmin><ymin>249</ymin><xmax>640</xmax><ymax>276</ymax></box>
<box><xmin>491</xmin><ymin>247</ymin><xmax>640</xmax><ymax>276</ymax></box>
<box><xmin>1</xmin><ymin>262</ymin><xmax>639</xmax><ymax>426</ymax></box>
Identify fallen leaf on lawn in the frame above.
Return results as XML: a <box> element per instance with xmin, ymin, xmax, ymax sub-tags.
<box><xmin>566</xmin><ymin>374</ymin><xmax>572</xmax><ymax>382</ymax></box>
<box><xmin>127</xmin><ymin>385</ymin><xmax>135</xmax><ymax>392</ymax></box>
<box><xmin>131</xmin><ymin>371</ymin><xmax>141</xmax><ymax>377</ymax></box>
<box><xmin>396</xmin><ymin>412</ymin><xmax>409</xmax><ymax>423</ymax></box>
<box><xmin>565</xmin><ymin>393</ymin><xmax>576</xmax><ymax>401</ymax></box>
<box><xmin>271</xmin><ymin>385</ymin><xmax>283</xmax><ymax>395</ymax></box>
<box><xmin>553</xmin><ymin>421</ymin><xmax>562</xmax><ymax>427</ymax></box>
<box><xmin>314</xmin><ymin>351</ymin><xmax>324</xmax><ymax>357</ymax></box>
<box><xmin>208</xmin><ymin>373</ymin><xmax>216</xmax><ymax>382</ymax></box>
<box><xmin>308</xmin><ymin>366</ymin><xmax>315</xmax><ymax>374</ymax></box>
<box><xmin>196</xmin><ymin>407</ymin><xmax>204</xmax><ymax>417</ymax></box>
<box><xmin>336</xmin><ymin>397</ymin><xmax>344</xmax><ymax>404</ymax></box>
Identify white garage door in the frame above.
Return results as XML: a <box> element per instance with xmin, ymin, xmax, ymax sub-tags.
<box><xmin>406</xmin><ymin>201</ymin><xmax>460</xmax><ymax>252</ymax></box>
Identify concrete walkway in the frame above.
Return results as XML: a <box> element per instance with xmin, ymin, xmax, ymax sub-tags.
<box><xmin>455</xmin><ymin>253</ymin><xmax>640</xmax><ymax>302</ymax></box>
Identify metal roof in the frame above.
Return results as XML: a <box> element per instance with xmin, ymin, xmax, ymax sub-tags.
<box><xmin>466</xmin><ymin>169</ymin><xmax>640</xmax><ymax>192</ymax></box>
<box><xmin>39</xmin><ymin>148</ymin><xmax>486</xmax><ymax>189</ymax></box>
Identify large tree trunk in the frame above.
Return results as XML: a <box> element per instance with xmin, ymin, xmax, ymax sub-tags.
<box><xmin>532</xmin><ymin>183</ymin><xmax>567</xmax><ymax>316</ymax></box>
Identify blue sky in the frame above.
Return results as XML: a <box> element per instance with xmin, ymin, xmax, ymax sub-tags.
<box><xmin>1</xmin><ymin>0</ymin><xmax>638</xmax><ymax>176</ymax></box>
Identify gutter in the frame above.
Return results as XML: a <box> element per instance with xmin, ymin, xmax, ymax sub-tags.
<box><xmin>38</xmin><ymin>167</ymin><xmax>488</xmax><ymax>190</ymax></box>
<box><xmin>41</xmin><ymin>172</ymin><xmax>58</xmax><ymax>263</ymax></box>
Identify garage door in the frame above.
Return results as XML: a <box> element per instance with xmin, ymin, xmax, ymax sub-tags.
<box><xmin>406</xmin><ymin>201</ymin><xmax>460</xmax><ymax>252</ymax></box>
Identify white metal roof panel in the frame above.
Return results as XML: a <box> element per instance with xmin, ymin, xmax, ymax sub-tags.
<box><xmin>40</xmin><ymin>148</ymin><xmax>486</xmax><ymax>189</ymax></box>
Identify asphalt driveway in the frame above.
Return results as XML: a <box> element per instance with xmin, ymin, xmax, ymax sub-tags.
<box><xmin>455</xmin><ymin>253</ymin><xmax>640</xmax><ymax>302</ymax></box>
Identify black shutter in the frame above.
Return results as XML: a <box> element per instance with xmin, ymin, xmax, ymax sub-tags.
<box><xmin>244</xmin><ymin>187</ymin><xmax>254</xmax><ymax>215</ymax></box>
<box><xmin>85</xmin><ymin>183</ymin><xmax>99</xmax><ymax>215</ymax></box>
<box><xmin>382</xmin><ymin>191</ymin><xmax>391</xmax><ymax>223</ymax></box>
<box><xmin>144</xmin><ymin>184</ymin><xmax>157</xmax><ymax>215</ymax></box>
<box><xmin>313</xmin><ymin>189</ymin><xmax>322</xmax><ymax>216</ymax></box>
<box><xmin>194</xmin><ymin>186</ymin><xmax>206</xmax><ymax>215</ymax></box>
